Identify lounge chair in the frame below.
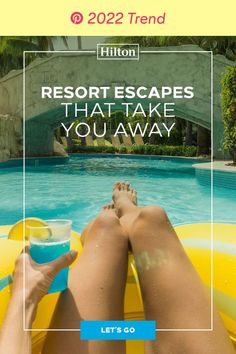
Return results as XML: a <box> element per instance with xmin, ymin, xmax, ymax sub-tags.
<box><xmin>96</xmin><ymin>138</ymin><xmax>106</xmax><ymax>147</ymax></box>
<box><xmin>54</xmin><ymin>139</ymin><xmax>68</xmax><ymax>156</ymax></box>
<box><xmin>122</xmin><ymin>135</ymin><xmax>133</xmax><ymax>146</ymax></box>
<box><xmin>134</xmin><ymin>134</ymin><xmax>144</xmax><ymax>146</ymax></box>
<box><xmin>85</xmin><ymin>135</ymin><xmax>94</xmax><ymax>146</ymax></box>
<box><xmin>111</xmin><ymin>135</ymin><xmax>121</xmax><ymax>147</ymax></box>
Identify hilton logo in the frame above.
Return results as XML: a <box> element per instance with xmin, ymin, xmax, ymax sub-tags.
<box><xmin>97</xmin><ymin>44</ymin><xmax>139</xmax><ymax>60</ymax></box>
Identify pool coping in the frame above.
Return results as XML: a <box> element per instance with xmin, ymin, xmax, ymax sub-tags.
<box><xmin>0</xmin><ymin>155</ymin><xmax>69</xmax><ymax>168</ymax></box>
<box><xmin>0</xmin><ymin>153</ymin><xmax>210</xmax><ymax>168</ymax></box>
<box><xmin>70</xmin><ymin>152</ymin><xmax>208</xmax><ymax>161</ymax></box>
<box><xmin>193</xmin><ymin>161</ymin><xmax>236</xmax><ymax>173</ymax></box>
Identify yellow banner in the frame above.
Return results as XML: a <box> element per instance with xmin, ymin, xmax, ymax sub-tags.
<box><xmin>0</xmin><ymin>0</ymin><xmax>235</xmax><ymax>35</ymax></box>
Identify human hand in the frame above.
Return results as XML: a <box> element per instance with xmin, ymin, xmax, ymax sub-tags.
<box><xmin>0</xmin><ymin>248</ymin><xmax>78</xmax><ymax>353</ymax></box>
<box><xmin>12</xmin><ymin>247</ymin><xmax>78</xmax><ymax>306</ymax></box>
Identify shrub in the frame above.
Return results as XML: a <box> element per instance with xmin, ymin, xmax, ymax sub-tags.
<box><xmin>72</xmin><ymin>138</ymin><xmax>81</xmax><ymax>145</ymax></box>
<box><xmin>70</xmin><ymin>144</ymin><xmax>197</xmax><ymax>157</ymax></box>
<box><xmin>130</xmin><ymin>145</ymin><xmax>145</xmax><ymax>154</ymax></box>
<box><xmin>222</xmin><ymin>66</ymin><xmax>236</xmax><ymax>162</ymax></box>
<box><xmin>118</xmin><ymin>146</ymin><xmax>128</xmax><ymax>154</ymax></box>
<box><xmin>75</xmin><ymin>145</ymin><xmax>116</xmax><ymax>154</ymax></box>
<box><xmin>184</xmin><ymin>145</ymin><xmax>198</xmax><ymax>157</ymax></box>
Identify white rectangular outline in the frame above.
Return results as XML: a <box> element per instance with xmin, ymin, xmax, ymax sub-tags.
<box><xmin>97</xmin><ymin>43</ymin><xmax>139</xmax><ymax>60</ymax></box>
<box><xmin>23</xmin><ymin>49</ymin><xmax>213</xmax><ymax>332</ymax></box>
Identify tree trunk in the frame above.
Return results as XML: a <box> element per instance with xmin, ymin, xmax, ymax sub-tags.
<box><xmin>230</xmin><ymin>149</ymin><xmax>236</xmax><ymax>163</ymax></box>
<box><xmin>197</xmin><ymin>126</ymin><xmax>210</xmax><ymax>155</ymax></box>
<box><xmin>185</xmin><ymin>121</ymin><xmax>193</xmax><ymax>145</ymax></box>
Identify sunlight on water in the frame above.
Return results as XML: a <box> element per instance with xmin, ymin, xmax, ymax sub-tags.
<box><xmin>0</xmin><ymin>156</ymin><xmax>235</xmax><ymax>231</ymax></box>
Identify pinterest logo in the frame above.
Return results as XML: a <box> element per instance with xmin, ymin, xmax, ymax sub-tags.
<box><xmin>70</xmin><ymin>12</ymin><xmax>84</xmax><ymax>24</ymax></box>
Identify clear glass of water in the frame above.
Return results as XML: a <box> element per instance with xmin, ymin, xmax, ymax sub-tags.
<box><xmin>28</xmin><ymin>219</ymin><xmax>72</xmax><ymax>293</ymax></box>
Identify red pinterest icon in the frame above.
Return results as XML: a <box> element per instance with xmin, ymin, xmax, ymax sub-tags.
<box><xmin>70</xmin><ymin>12</ymin><xmax>84</xmax><ymax>24</ymax></box>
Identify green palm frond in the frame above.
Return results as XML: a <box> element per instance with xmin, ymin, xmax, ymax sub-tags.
<box><xmin>0</xmin><ymin>37</ymin><xmax>39</xmax><ymax>55</ymax></box>
<box><xmin>0</xmin><ymin>36</ymin><xmax>74</xmax><ymax>78</ymax></box>
<box><xmin>107</xmin><ymin>36</ymin><xmax>236</xmax><ymax>60</ymax></box>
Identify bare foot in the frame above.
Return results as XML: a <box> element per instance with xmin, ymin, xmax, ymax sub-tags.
<box><xmin>102</xmin><ymin>202</ymin><xmax>116</xmax><ymax>211</ymax></box>
<box><xmin>112</xmin><ymin>182</ymin><xmax>142</xmax><ymax>236</ymax></box>
<box><xmin>112</xmin><ymin>182</ymin><xmax>137</xmax><ymax>218</ymax></box>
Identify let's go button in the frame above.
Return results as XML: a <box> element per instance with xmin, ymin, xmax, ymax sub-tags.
<box><xmin>80</xmin><ymin>320</ymin><xmax>156</xmax><ymax>340</ymax></box>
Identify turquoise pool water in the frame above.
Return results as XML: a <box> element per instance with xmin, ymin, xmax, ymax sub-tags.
<box><xmin>0</xmin><ymin>155</ymin><xmax>235</xmax><ymax>232</ymax></box>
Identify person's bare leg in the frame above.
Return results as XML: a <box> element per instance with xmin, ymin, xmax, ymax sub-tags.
<box><xmin>113</xmin><ymin>182</ymin><xmax>235</xmax><ymax>354</ymax></box>
<box><xmin>43</xmin><ymin>204</ymin><xmax>128</xmax><ymax>354</ymax></box>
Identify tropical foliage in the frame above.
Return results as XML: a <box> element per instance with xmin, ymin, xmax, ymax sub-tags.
<box><xmin>71</xmin><ymin>143</ymin><xmax>197</xmax><ymax>157</ymax></box>
<box><xmin>0</xmin><ymin>36</ymin><xmax>70</xmax><ymax>77</ymax></box>
<box><xmin>109</xmin><ymin>36</ymin><xmax>236</xmax><ymax>61</ymax></box>
<box><xmin>222</xmin><ymin>66</ymin><xmax>236</xmax><ymax>162</ymax></box>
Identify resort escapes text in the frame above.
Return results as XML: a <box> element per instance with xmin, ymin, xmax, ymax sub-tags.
<box><xmin>41</xmin><ymin>85</ymin><xmax>195</xmax><ymax>138</ymax></box>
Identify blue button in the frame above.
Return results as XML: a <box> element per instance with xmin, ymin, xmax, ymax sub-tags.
<box><xmin>80</xmin><ymin>320</ymin><xmax>156</xmax><ymax>340</ymax></box>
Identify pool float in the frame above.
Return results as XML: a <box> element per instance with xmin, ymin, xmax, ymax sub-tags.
<box><xmin>0</xmin><ymin>221</ymin><xmax>235</xmax><ymax>353</ymax></box>
<box><xmin>177</xmin><ymin>223</ymin><xmax>236</xmax><ymax>347</ymax></box>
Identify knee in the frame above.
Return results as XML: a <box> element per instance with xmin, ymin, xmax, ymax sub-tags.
<box><xmin>138</xmin><ymin>205</ymin><xmax>168</xmax><ymax>224</ymax></box>
<box><xmin>94</xmin><ymin>212</ymin><xmax>120</xmax><ymax>230</ymax></box>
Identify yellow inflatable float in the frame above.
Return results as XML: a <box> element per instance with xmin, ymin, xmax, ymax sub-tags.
<box><xmin>0</xmin><ymin>220</ymin><xmax>235</xmax><ymax>354</ymax></box>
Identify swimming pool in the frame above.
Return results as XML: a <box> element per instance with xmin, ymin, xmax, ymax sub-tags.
<box><xmin>0</xmin><ymin>155</ymin><xmax>235</xmax><ymax>231</ymax></box>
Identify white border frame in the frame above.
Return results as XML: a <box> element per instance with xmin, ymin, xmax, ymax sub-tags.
<box><xmin>23</xmin><ymin>49</ymin><xmax>213</xmax><ymax>332</ymax></box>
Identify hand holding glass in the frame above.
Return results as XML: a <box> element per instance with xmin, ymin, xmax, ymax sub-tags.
<box><xmin>28</xmin><ymin>220</ymin><xmax>72</xmax><ymax>293</ymax></box>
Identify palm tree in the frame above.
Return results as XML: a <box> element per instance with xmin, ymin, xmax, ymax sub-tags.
<box><xmin>108</xmin><ymin>36</ymin><xmax>236</xmax><ymax>61</ymax></box>
<box><xmin>0</xmin><ymin>36</ymin><xmax>69</xmax><ymax>77</ymax></box>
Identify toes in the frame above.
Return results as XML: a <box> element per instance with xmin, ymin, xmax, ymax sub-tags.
<box><xmin>120</xmin><ymin>181</ymin><xmax>127</xmax><ymax>191</ymax></box>
<box><xmin>125</xmin><ymin>182</ymin><xmax>130</xmax><ymax>191</ymax></box>
<box><xmin>103</xmin><ymin>202</ymin><xmax>115</xmax><ymax>210</ymax></box>
<box><xmin>113</xmin><ymin>181</ymin><xmax>130</xmax><ymax>191</ymax></box>
<box><xmin>112</xmin><ymin>181</ymin><xmax>136</xmax><ymax>205</ymax></box>
<box><xmin>113</xmin><ymin>182</ymin><xmax>120</xmax><ymax>190</ymax></box>
<box><xmin>131</xmin><ymin>189</ymin><xmax>138</xmax><ymax>204</ymax></box>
